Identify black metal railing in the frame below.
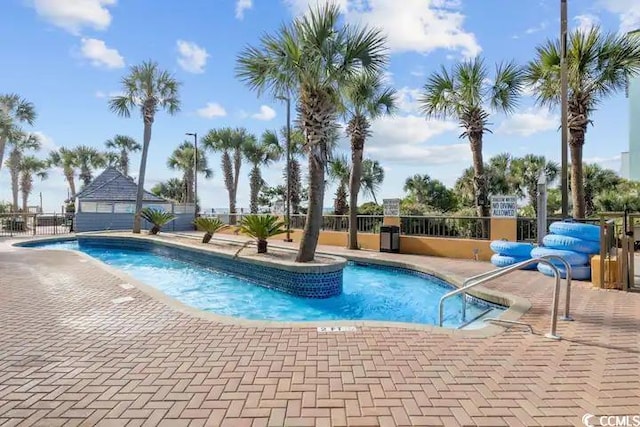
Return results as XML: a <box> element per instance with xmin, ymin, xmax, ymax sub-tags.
<box><xmin>517</xmin><ymin>217</ymin><xmax>601</xmax><ymax>242</ymax></box>
<box><xmin>0</xmin><ymin>213</ymin><xmax>73</xmax><ymax>237</ymax></box>
<box><xmin>400</xmin><ymin>216</ymin><xmax>490</xmax><ymax>240</ymax></box>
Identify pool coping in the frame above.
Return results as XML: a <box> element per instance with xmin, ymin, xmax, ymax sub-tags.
<box><xmin>10</xmin><ymin>234</ymin><xmax>531</xmax><ymax>337</ymax></box>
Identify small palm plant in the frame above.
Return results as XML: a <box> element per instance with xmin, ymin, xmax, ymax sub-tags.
<box><xmin>140</xmin><ymin>208</ymin><xmax>176</xmax><ymax>235</ymax></box>
<box><xmin>194</xmin><ymin>216</ymin><xmax>228</xmax><ymax>243</ymax></box>
<box><xmin>238</xmin><ymin>215</ymin><xmax>286</xmax><ymax>254</ymax></box>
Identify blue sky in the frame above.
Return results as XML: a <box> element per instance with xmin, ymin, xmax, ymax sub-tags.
<box><xmin>1</xmin><ymin>0</ymin><xmax>639</xmax><ymax>212</ymax></box>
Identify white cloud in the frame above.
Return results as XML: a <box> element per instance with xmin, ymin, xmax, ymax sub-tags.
<box><xmin>525</xmin><ymin>21</ymin><xmax>547</xmax><ymax>34</ymax></box>
<box><xmin>574</xmin><ymin>14</ymin><xmax>600</xmax><ymax>33</ymax></box>
<box><xmin>497</xmin><ymin>107</ymin><xmax>558</xmax><ymax>137</ymax></box>
<box><xmin>285</xmin><ymin>0</ymin><xmax>481</xmax><ymax>58</ymax></box>
<box><xmin>31</xmin><ymin>0</ymin><xmax>116</xmax><ymax>34</ymax></box>
<box><xmin>369</xmin><ymin>114</ymin><xmax>458</xmax><ymax>146</ymax></box>
<box><xmin>197</xmin><ymin>102</ymin><xmax>227</xmax><ymax>119</ymax></box>
<box><xmin>395</xmin><ymin>87</ymin><xmax>422</xmax><ymax>114</ymax></box>
<box><xmin>236</xmin><ymin>0</ymin><xmax>252</xmax><ymax>19</ymax></box>
<box><xmin>176</xmin><ymin>40</ymin><xmax>209</xmax><ymax>74</ymax></box>
<box><xmin>95</xmin><ymin>90</ymin><xmax>123</xmax><ymax>98</ymax></box>
<box><xmin>599</xmin><ymin>0</ymin><xmax>640</xmax><ymax>33</ymax></box>
<box><xmin>251</xmin><ymin>105</ymin><xmax>277</xmax><ymax>121</ymax></box>
<box><xmin>79</xmin><ymin>38</ymin><xmax>124</xmax><ymax>69</ymax></box>
<box><xmin>31</xmin><ymin>131</ymin><xmax>58</xmax><ymax>152</ymax></box>
<box><xmin>368</xmin><ymin>143</ymin><xmax>470</xmax><ymax>166</ymax></box>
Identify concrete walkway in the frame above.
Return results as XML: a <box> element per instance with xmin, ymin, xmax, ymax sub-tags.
<box><xmin>1</xmin><ymin>235</ymin><xmax>639</xmax><ymax>426</ymax></box>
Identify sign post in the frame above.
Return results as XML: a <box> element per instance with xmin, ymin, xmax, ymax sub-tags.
<box><xmin>537</xmin><ymin>175</ymin><xmax>548</xmax><ymax>246</ymax></box>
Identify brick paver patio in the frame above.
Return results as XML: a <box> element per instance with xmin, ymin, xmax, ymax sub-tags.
<box><xmin>1</xmin><ymin>236</ymin><xmax>639</xmax><ymax>426</ymax></box>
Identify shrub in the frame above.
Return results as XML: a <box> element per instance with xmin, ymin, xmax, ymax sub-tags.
<box><xmin>238</xmin><ymin>215</ymin><xmax>286</xmax><ymax>253</ymax></box>
<box><xmin>140</xmin><ymin>208</ymin><xmax>176</xmax><ymax>235</ymax></box>
<box><xmin>194</xmin><ymin>216</ymin><xmax>228</xmax><ymax>243</ymax></box>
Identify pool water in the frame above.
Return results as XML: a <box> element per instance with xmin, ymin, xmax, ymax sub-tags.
<box><xmin>28</xmin><ymin>239</ymin><xmax>499</xmax><ymax>327</ymax></box>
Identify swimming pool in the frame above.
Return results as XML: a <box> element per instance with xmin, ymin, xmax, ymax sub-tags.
<box><xmin>24</xmin><ymin>239</ymin><xmax>502</xmax><ymax>327</ymax></box>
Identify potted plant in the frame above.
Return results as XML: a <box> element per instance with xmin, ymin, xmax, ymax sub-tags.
<box><xmin>194</xmin><ymin>216</ymin><xmax>228</xmax><ymax>243</ymax></box>
<box><xmin>140</xmin><ymin>208</ymin><xmax>176</xmax><ymax>235</ymax></box>
<box><xmin>238</xmin><ymin>214</ymin><xmax>286</xmax><ymax>253</ymax></box>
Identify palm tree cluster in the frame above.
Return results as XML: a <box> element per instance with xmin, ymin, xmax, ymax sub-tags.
<box><xmin>0</xmin><ymin>94</ymin><xmax>48</xmax><ymax>212</ymax></box>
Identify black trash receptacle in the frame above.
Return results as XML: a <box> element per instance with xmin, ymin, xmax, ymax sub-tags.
<box><xmin>380</xmin><ymin>225</ymin><xmax>400</xmax><ymax>253</ymax></box>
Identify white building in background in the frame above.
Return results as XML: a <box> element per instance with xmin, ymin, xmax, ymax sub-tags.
<box><xmin>622</xmin><ymin>30</ymin><xmax>640</xmax><ymax>180</ymax></box>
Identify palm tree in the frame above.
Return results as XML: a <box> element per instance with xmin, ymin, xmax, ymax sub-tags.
<box><xmin>104</xmin><ymin>151</ymin><xmax>120</xmax><ymax>168</ymax></box>
<box><xmin>109</xmin><ymin>61</ymin><xmax>181</xmax><ymax>233</ymax></box>
<box><xmin>167</xmin><ymin>141</ymin><xmax>213</xmax><ymax>204</ymax></box>
<box><xmin>454</xmin><ymin>154</ymin><xmax>519</xmax><ymax>208</ymax></box>
<box><xmin>245</xmin><ymin>131</ymin><xmax>281</xmax><ymax>213</ymax></box>
<box><xmin>0</xmin><ymin>94</ymin><xmax>36</xmax><ymax>173</ymax></box>
<box><xmin>360</xmin><ymin>159</ymin><xmax>384</xmax><ymax>205</ymax></box>
<box><xmin>202</xmin><ymin>127</ymin><xmax>252</xmax><ymax>224</ymax></box>
<box><xmin>510</xmin><ymin>155</ymin><xmax>559</xmax><ymax>213</ymax></box>
<box><xmin>49</xmin><ymin>147</ymin><xmax>78</xmax><ymax>198</ymax></box>
<box><xmin>420</xmin><ymin>58</ymin><xmax>525</xmax><ymax>218</ymax></box>
<box><xmin>151</xmin><ymin>178</ymin><xmax>185</xmax><ymax>202</ymax></box>
<box><xmin>5</xmin><ymin>132</ymin><xmax>40</xmax><ymax>211</ymax></box>
<box><xmin>19</xmin><ymin>156</ymin><xmax>48</xmax><ymax>212</ymax></box>
<box><xmin>581</xmin><ymin>163</ymin><xmax>621</xmax><ymax>217</ymax></box>
<box><xmin>73</xmin><ymin>145</ymin><xmax>106</xmax><ymax>187</ymax></box>
<box><xmin>104</xmin><ymin>135</ymin><xmax>141</xmax><ymax>176</ymax></box>
<box><xmin>236</xmin><ymin>3</ymin><xmax>388</xmax><ymax>262</ymax></box>
<box><xmin>526</xmin><ymin>27</ymin><xmax>640</xmax><ymax>218</ymax></box>
<box><xmin>328</xmin><ymin>155</ymin><xmax>350</xmax><ymax>215</ymax></box>
<box><xmin>403</xmin><ymin>174</ymin><xmax>432</xmax><ymax>206</ymax></box>
<box><xmin>343</xmin><ymin>73</ymin><xmax>395</xmax><ymax>248</ymax></box>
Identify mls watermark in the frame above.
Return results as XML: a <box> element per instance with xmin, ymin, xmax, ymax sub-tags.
<box><xmin>583</xmin><ymin>414</ymin><xmax>640</xmax><ymax>427</ymax></box>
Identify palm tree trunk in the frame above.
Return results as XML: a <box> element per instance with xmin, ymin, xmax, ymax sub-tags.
<box><xmin>250</xmin><ymin>165</ymin><xmax>261</xmax><ymax>214</ymax></box>
<box><xmin>9</xmin><ymin>151</ymin><xmax>20</xmax><ymax>212</ymax></box>
<box><xmin>233</xmin><ymin>147</ymin><xmax>242</xmax><ymax>219</ymax></box>
<box><xmin>469</xmin><ymin>133</ymin><xmax>489</xmax><ymax>218</ymax></box>
<box><xmin>290</xmin><ymin>159</ymin><xmax>301</xmax><ymax>214</ymax></box>
<box><xmin>569</xmin><ymin>134</ymin><xmax>585</xmax><ymax>218</ymax></box>
<box><xmin>348</xmin><ymin>141</ymin><xmax>364</xmax><ymax>250</ymax></box>
<box><xmin>133</xmin><ymin>120</ymin><xmax>153</xmax><ymax>233</ymax></box>
<box><xmin>0</xmin><ymin>136</ymin><xmax>6</xmax><ymax>174</ymax></box>
<box><xmin>297</xmin><ymin>151</ymin><xmax>325</xmax><ymax>262</ymax></box>
<box><xmin>222</xmin><ymin>152</ymin><xmax>236</xmax><ymax>224</ymax></box>
<box><xmin>65</xmin><ymin>169</ymin><xmax>76</xmax><ymax>198</ymax></box>
<box><xmin>121</xmin><ymin>149</ymin><xmax>129</xmax><ymax>176</ymax></box>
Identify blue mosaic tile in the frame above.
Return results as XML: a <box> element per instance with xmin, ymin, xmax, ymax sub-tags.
<box><xmin>78</xmin><ymin>236</ymin><xmax>343</xmax><ymax>299</ymax></box>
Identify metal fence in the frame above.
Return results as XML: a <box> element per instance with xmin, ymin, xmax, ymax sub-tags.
<box><xmin>288</xmin><ymin>215</ymin><xmax>384</xmax><ymax>233</ymax></box>
<box><xmin>0</xmin><ymin>213</ymin><xmax>72</xmax><ymax>237</ymax></box>
<box><xmin>517</xmin><ymin>217</ymin><xmax>601</xmax><ymax>242</ymax></box>
<box><xmin>400</xmin><ymin>216</ymin><xmax>491</xmax><ymax>240</ymax></box>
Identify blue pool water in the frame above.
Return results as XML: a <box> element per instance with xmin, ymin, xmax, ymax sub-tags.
<box><xmin>26</xmin><ymin>239</ymin><xmax>499</xmax><ymax>327</ymax></box>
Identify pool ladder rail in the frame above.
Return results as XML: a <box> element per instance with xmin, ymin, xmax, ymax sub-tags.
<box><xmin>438</xmin><ymin>256</ymin><xmax>573</xmax><ymax>340</ymax></box>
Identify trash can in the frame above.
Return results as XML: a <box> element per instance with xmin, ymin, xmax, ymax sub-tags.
<box><xmin>380</xmin><ymin>225</ymin><xmax>400</xmax><ymax>253</ymax></box>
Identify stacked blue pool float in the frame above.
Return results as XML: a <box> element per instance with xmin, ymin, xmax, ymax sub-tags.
<box><xmin>489</xmin><ymin>241</ymin><xmax>537</xmax><ymax>270</ymax></box>
<box><xmin>531</xmin><ymin>221</ymin><xmax>601</xmax><ymax>281</ymax></box>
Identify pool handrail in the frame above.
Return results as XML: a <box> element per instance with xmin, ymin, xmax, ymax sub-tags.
<box><xmin>458</xmin><ymin>255</ymin><xmax>573</xmax><ymax>323</ymax></box>
<box><xmin>438</xmin><ymin>258</ymin><xmax>563</xmax><ymax>339</ymax></box>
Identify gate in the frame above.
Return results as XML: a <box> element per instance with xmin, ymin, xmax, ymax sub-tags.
<box><xmin>598</xmin><ymin>211</ymin><xmax>640</xmax><ymax>292</ymax></box>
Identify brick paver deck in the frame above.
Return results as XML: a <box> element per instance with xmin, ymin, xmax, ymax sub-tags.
<box><xmin>1</xmin><ymin>236</ymin><xmax>639</xmax><ymax>426</ymax></box>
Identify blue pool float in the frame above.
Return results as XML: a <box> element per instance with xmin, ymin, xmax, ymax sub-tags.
<box><xmin>490</xmin><ymin>254</ymin><xmax>537</xmax><ymax>270</ymax></box>
<box><xmin>530</xmin><ymin>247</ymin><xmax>590</xmax><ymax>266</ymax></box>
<box><xmin>548</xmin><ymin>221</ymin><xmax>600</xmax><ymax>243</ymax></box>
<box><xmin>489</xmin><ymin>240</ymin><xmax>534</xmax><ymax>257</ymax></box>
<box><xmin>537</xmin><ymin>263</ymin><xmax>591</xmax><ymax>281</ymax></box>
<box><xmin>542</xmin><ymin>234</ymin><xmax>600</xmax><ymax>254</ymax></box>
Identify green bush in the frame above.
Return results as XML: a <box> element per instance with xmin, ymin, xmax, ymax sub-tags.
<box><xmin>194</xmin><ymin>216</ymin><xmax>228</xmax><ymax>243</ymax></box>
<box><xmin>239</xmin><ymin>215</ymin><xmax>286</xmax><ymax>253</ymax></box>
<box><xmin>140</xmin><ymin>208</ymin><xmax>176</xmax><ymax>235</ymax></box>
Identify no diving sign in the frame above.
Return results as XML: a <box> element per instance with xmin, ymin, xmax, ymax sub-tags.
<box><xmin>490</xmin><ymin>195</ymin><xmax>517</xmax><ymax>218</ymax></box>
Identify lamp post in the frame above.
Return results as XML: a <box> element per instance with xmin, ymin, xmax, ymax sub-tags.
<box><xmin>185</xmin><ymin>132</ymin><xmax>198</xmax><ymax>222</ymax></box>
<box><xmin>276</xmin><ymin>95</ymin><xmax>293</xmax><ymax>242</ymax></box>
<box><xmin>560</xmin><ymin>0</ymin><xmax>569</xmax><ymax>217</ymax></box>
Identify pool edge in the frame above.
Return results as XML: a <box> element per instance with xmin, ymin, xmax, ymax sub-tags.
<box><xmin>10</xmin><ymin>235</ymin><xmax>530</xmax><ymax>337</ymax></box>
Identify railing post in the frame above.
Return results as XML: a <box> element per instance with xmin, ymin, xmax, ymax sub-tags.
<box><xmin>33</xmin><ymin>214</ymin><xmax>37</xmax><ymax>236</ymax></box>
<box><xmin>545</xmin><ymin>268</ymin><xmax>562</xmax><ymax>340</ymax></box>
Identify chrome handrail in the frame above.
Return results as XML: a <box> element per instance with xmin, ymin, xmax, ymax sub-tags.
<box><xmin>457</xmin><ymin>255</ymin><xmax>573</xmax><ymax>324</ymax></box>
<box><xmin>438</xmin><ymin>258</ymin><xmax>563</xmax><ymax>339</ymax></box>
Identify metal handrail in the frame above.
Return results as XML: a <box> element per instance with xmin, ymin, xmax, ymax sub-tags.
<box><xmin>438</xmin><ymin>258</ymin><xmax>563</xmax><ymax>339</ymax></box>
<box><xmin>457</xmin><ymin>255</ymin><xmax>573</xmax><ymax>323</ymax></box>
